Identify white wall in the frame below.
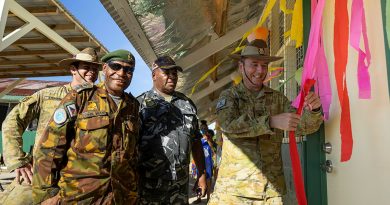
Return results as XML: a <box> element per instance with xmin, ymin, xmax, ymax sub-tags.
<box><xmin>323</xmin><ymin>1</ymin><xmax>390</xmax><ymax>205</ymax></box>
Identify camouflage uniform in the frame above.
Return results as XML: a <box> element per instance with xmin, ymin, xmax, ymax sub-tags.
<box><xmin>137</xmin><ymin>89</ymin><xmax>201</xmax><ymax>205</ymax></box>
<box><xmin>1</xmin><ymin>84</ymin><xmax>72</xmax><ymax>205</ymax></box>
<box><xmin>208</xmin><ymin>83</ymin><xmax>323</xmax><ymax>205</ymax></box>
<box><xmin>32</xmin><ymin>83</ymin><xmax>140</xmax><ymax>205</ymax></box>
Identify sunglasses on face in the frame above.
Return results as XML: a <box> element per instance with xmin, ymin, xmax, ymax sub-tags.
<box><xmin>107</xmin><ymin>61</ymin><xmax>135</xmax><ymax>73</ymax></box>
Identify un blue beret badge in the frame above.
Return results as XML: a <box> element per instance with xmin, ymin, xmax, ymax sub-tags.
<box><xmin>53</xmin><ymin>108</ymin><xmax>67</xmax><ymax>125</ymax></box>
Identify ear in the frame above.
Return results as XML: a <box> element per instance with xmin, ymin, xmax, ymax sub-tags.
<box><xmin>102</xmin><ymin>63</ymin><xmax>108</xmax><ymax>76</ymax></box>
<box><xmin>69</xmin><ymin>65</ymin><xmax>77</xmax><ymax>75</ymax></box>
<box><xmin>152</xmin><ymin>70</ymin><xmax>157</xmax><ymax>81</ymax></box>
<box><xmin>238</xmin><ymin>61</ymin><xmax>244</xmax><ymax>74</ymax></box>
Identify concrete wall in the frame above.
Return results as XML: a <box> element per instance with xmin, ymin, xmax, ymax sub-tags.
<box><xmin>323</xmin><ymin>1</ymin><xmax>390</xmax><ymax>204</ymax></box>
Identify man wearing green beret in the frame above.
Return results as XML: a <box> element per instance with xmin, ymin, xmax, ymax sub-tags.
<box><xmin>32</xmin><ymin>49</ymin><xmax>140</xmax><ymax>205</ymax></box>
<box><xmin>1</xmin><ymin>47</ymin><xmax>100</xmax><ymax>205</ymax></box>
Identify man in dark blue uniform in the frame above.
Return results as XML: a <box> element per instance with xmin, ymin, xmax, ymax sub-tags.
<box><xmin>137</xmin><ymin>56</ymin><xmax>206</xmax><ymax>204</ymax></box>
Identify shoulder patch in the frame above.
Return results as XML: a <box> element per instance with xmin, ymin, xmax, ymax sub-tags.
<box><xmin>216</xmin><ymin>98</ymin><xmax>227</xmax><ymax>110</ymax></box>
<box><xmin>65</xmin><ymin>103</ymin><xmax>77</xmax><ymax>117</ymax></box>
<box><xmin>53</xmin><ymin>108</ymin><xmax>68</xmax><ymax>125</ymax></box>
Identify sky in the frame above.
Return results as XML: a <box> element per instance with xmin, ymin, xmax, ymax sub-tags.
<box><xmin>32</xmin><ymin>0</ymin><xmax>152</xmax><ymax>96</ymax></box>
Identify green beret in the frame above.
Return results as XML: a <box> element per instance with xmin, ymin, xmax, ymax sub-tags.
<box><xmin>101</xmin><ymin>49</ymin><xmax>135</xmax><ymax>64</ymax></box>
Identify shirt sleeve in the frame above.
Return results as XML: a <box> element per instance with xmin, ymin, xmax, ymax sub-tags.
<box><xmin>296</xmin><ymin>108</ymin><xmax>323</xmax><ymax>136</ymax></box>
<box><xmin>283</xmin><ymin>96</ymin><xmax>324</xmax><ymax>136</ymax></box>
<box><xmin>1</xmin><ymin>91</ymin><xmax>41</xmax><ymax>171</ymax></box>
<box><xmin>216</xmin><ymin>90</ymin><xmax>274</xmax><ymax>138</ymax></box>
<box><xmin>32</xmin><ymin>92</ymin><xmax>77</xmax><ymax>204</ymax></box>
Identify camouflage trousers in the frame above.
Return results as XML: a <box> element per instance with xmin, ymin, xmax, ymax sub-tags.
<box><xmin>0</xmin><ymin>179</ymin><xmax>32</xmax><ymax>205</ymax></box>
<box><xmin>208</xmin><ymin>194</ymin><xmax>283</xmax><ymax>205</ymax></box>
<box><xmin>138</xmin><ymin>176</ymin><xmax>189</xmax><ymax>205</ymax></box>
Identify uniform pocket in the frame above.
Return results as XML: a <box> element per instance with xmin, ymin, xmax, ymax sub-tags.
<box><xmin>75</xmin><ymin>116</ymin><xmax>110</xmax><ymax>152</ymax></box>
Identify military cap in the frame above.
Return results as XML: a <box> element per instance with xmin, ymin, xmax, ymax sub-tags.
<box><xmin>230</xmin><ymin>40</ymin><xmax>282</xmax><ymax>62</ymax></box>
<box><xmin>152</xmin><ymin>56</ymin><xmax>183</xmax><ymax>72</ymax></box>
<box><xmin>101</xmin><ymin>49</ymin><xmax>135</xmax><ymax>64</ymax></box>
<box><xmin>230</xmin><ymin>27</ymin><xmax>282</xmax><ymax>62</ymax></box>
<box><xmin>59</xmin><ymin>47</ymin><xmax>101</xmax><ymax>68</ymax></box>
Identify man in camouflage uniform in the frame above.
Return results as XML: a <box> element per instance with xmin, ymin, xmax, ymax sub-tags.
<box><xmin>0</xmin><ymin>47</ymin><xmax>101</xmax><ymax>205</ymax></box>
<box><xmin>208</xmin><ymin>33</ymin><xmax>323</xmax><ymax>205</ymax></box>
<box><xmin>32</xmin><ymin>50</ymin><xmax>140</xmax><ymax>204</ymax></box>
<box><xmin>137</xmin><ymin>56</ymin><xmax>206</xmax><ymax>204</ymax></box>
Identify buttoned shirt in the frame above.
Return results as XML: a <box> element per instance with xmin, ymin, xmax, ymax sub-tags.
<box><xmin>137</xmin><ymin>89</ymin><xmax>201</xmax><ymax>181</ymax></box>
<box><xmin>213</xmin><ymin>82</ymin><xmax>323</xmax><ymax>199</ymax></box>
<box><xmin>32</xmin><ymin>83</ymin><xmax>140</xmax><ymax>204</ymax></box>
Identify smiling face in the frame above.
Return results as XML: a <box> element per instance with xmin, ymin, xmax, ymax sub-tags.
<box><xmin>239</xmin><ymin>57</ymin><xmax>269</xmax><ymax>92</ymax></box>
<box><xmin>152</xmin><ymin>68</ymin><xmax>178</xmax><ymax>95</ymax></box>
<box><xmin>70</xmin><ymin>61</ymin><xmax>99</xmax><ymax>84</ymax></box>
<box><xmin>103</xmin><ymin>60</ymin><xmax>134</xmax><ymax>96</ymax></box>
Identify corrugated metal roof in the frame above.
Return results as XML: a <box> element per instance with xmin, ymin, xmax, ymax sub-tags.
<box><xmin>0</xmin><ymin>78</ymin><xmax>68</xmax><ymax>96</ymax></box>
<box><xmin>100</xmin><ymin>0</ymin><xmax>267</xmax><ymax>122</ymax></box>
<box><xmin>0</xmin><ymin>0</ymin><xmax>109</xmax><ymax>78</ymax></box>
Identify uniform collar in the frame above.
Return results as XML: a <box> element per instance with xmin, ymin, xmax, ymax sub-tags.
<box><xmin>237</xmin><ymin>82</ymin><xmax>273</xmax><ymax>99</ymax></box>
<box><xmin>150</xmin><ymin>88</ymin><xmax>179</xmax><ymax>101</ymax></box>
<box><xmin>65</xmin><ymin>83</ymin><xmax>73</xmax><ymax>92</ymax></box>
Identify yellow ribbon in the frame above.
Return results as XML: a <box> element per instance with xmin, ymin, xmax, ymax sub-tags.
<box><xmin>190</xmin><ymin>0</ymin><xmax>304</xmax><ymax>95</ymax></box>
<box><xmin>280</xmin><ymin>0</ymin><xmax>294</xmax><ymax>14</ymax></box>
<box><xmin>290</xmin><ymin>0</ymin><xmax>303</xmax><ymax>47</ymax></box>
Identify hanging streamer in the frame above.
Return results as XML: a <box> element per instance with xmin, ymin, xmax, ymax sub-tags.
<box><xmin>290</xmin><ymin>0</ymin><xmax>327</xmax><ymax>202</ymax></box>
<box><xmin>350</xmin><ymin>0</ymin><xmax>371</xmax><ymax>99</ymax></box>
<box><xmin>190</xmin><ymin>60</ymin><xmax>225</xmax><ymax>95</ymax></box>
<box><xmin>258</xmin><ymin>0</ymin><xmax>278</xmax><ymax>27</ymax></box>
<box><xmin>280</xmin><ymin>0</ymin><xmax>294</xmax><ymax>14</ymax></box>
<box><xmin>264</xmin><ymin>67</ymin><xmax>285</xmax><ymax>83</ymax></box>
<box><xmin>290</xmin><ymin>79</ymin><xmax>315</xmax><ymax>205</ymax></box>
<box><xmin>292</xmin><ymin>0</ymin><xmax>326</xmax><ymax>109</ymax></box>
<box><xmin>312</xmin><ymin>0</ymin><xmax>332</xmax><ymax>120</ymax></box>
<box><xmin>190</xmin><ymin>0</ymin><xmax>278</xmax><ymax>95</ymax></box>
<box><xmin>290</xmin><ymin>0</ymin><xmax>303</xmax><ymax>47</ymax></box>
<box><xmin>334</xmin><ymin>0</ymin><xmax>354</xmax><ymax>162</ymax></box>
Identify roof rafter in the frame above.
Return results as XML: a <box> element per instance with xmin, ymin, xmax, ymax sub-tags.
<box><xmin>0</xmin><ymin>49</ymin><xmax>68</xmax><ymax>56</ymax></box>
<box><xmin>192</xmin><ymin>71</ymin><xmax>238</xmax><ymax>102</ymax></box>
<box><xmin>177</xmin><ymin>18</ymin><xmax>257</xmax><ymax>71</ymax></box>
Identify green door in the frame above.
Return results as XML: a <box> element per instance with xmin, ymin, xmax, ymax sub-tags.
<box><xmin>302</xmin><ymin>0</ymin><xmax>328</xmax><ymax>204</ymax></box>
<box><xmin>282</xmin><ymin>1</ymin><xmax>328</xmax><ymax>204</ymax></box>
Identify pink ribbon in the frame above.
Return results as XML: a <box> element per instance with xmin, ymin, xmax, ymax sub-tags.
<box><xmin>350</xmin><ymin>0</ymin><xmax>371</xmax><ymax>99</ymax></box>
<box><xmin>293</xmin><ymin>0</ymin><xmax>331</xmax><ymax>121</ymax></box>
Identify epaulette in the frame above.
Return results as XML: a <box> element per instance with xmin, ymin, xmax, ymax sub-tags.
<box><xmin>175</xmin><ymin>91</ymin><xmax>197</xmax><ymax>112</ymax></box>
<box><xmin>136</xmin><ymin>91</ymin><xmax>147</xmax><ymax>103</ymax></box>
<box><xmin>73</xmin><ymin>82</ymin><xmax>94</xmax><ymax>93</ymax></box>
<box><xmin>174</xmin><ymin>91</ymin><xmax>189</xmax><ymax>101</ymax></box>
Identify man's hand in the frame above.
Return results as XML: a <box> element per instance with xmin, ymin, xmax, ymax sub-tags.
<box><xmin>304</xmin><ymin>92</ymin><xmax>321</xmax><ymax>111</ymax></box>
<box><xmin>270</xmin><ymin>113</ymin><xmax>301</xmax><ymax>131</ymax></box>
<box><xmin>15</xmin><ymin>163</ymin><xmax>33</xmax><ymax>184</ymax></box>
<box><xmin>197</xmin><ymin>173</ymin><xmax>207</xmax><ymax>197</ymax></box>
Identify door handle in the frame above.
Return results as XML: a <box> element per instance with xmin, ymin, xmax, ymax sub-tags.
<box><xmin>321</xmin><ymin>160</ymin><xmax>333</xmax><ymax>173</ymax></box>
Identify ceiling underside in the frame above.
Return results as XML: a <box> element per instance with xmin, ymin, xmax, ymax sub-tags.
<box><xmin>100</xmin><ymin>0</ymin><xmax>268</xmax><ymax>122</ymax></box>
<box><xmin>0</xmin><ymin>0</ymin><xmax>108</xmax><ymax>78</ymax></box>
